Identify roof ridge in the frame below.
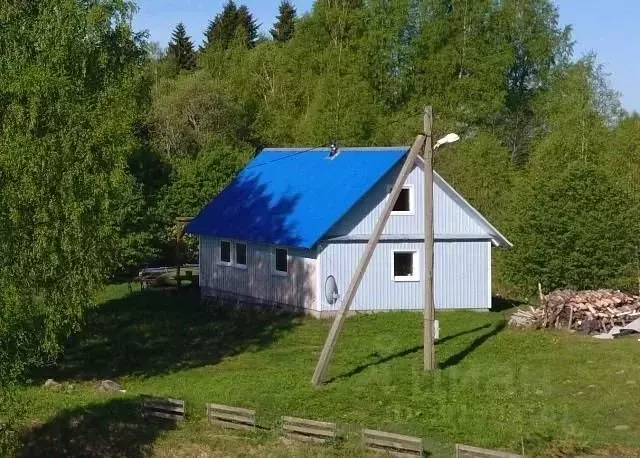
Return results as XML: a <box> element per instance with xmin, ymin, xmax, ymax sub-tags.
<box><xmin>261</xmin><ymin>146</ymin><xmax>410</xmax><ymax>152</ymax></box>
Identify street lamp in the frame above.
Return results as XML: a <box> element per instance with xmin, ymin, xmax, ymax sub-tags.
<box><xmin>424</xmin><ymin>106</ymin><xmax>460</xmax><ymax>372</ymax></box>
<box><xmin>434</xmin><ymin>133</ymin><xmax>460</xmax><ymax>150</ymax></box>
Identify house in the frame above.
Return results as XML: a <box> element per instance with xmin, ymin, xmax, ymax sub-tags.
<box><xmin>187</xmin><ymin>146</ymin><xmax>511</xmax><ymax>317</ymax></box>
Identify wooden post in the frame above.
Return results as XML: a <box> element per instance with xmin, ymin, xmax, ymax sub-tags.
<box><xmin>176</xmin><ymin>226</ymin><xmax>182</xmax><ymax>289</ymax></box>
<box><xmin>175</xmin><ymin>217</ymin><xmax>193</xmax><ymax>289</ymax></box>
<box><xmin>423</xmin><ymin>107</ymin><xmax>436</xmax><ymax>372</ymax></box>
<box><xmin>311</xmin><ymin>135</ymin><xmax>427</xmax><ymax>386</ymax></box>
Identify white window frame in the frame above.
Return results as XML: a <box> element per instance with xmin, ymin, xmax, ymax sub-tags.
<box><xmin>392</xmin><ymin>250</ymin><xmax>420</xmax><ymax>282</ymax></box>
<box><xmin>272</xmin><ymin>247</ymin><xmax>289</xmax><ymax>276</ymax></box>
<box><xmin>234</xmin><ymin>242</ymin><xmax>248</xmax><ymax>270</ymax></box>
<box><xmin>388</xmin><ymin>184</ymin><xmax>415</xmax><ymax>216</ymax></box>
<box><xmin>218</xmin><ymin>240</ymin><xmax>233</xmax><ymax>266</ymax></box>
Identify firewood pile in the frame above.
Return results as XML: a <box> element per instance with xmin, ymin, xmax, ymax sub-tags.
<box><xmin>509</xmin><ymin>289</ymin><xmax>640</xmax><ymax>333</ymax></box>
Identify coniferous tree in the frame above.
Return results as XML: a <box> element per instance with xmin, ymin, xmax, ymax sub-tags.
<box><xmin>237</xmin><ymin>5</ymin><xmax>259</xmax><ymax>47</ymax></box>
<box><xmin>168</xmin><ymin>23</ymin><xmax>197</xmax><ymax>71</ymax></box>
<box><xmin>270</xmin><ymin>1</ymin><xmax>296</xmax><ymax>42</ymax></box>
<box><xmin>202</xmin><ymin>1</ymin><xmax>259</xmax><ymax>51</ymax></box>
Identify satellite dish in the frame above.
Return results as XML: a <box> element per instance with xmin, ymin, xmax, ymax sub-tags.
<box><xmin>324</xmin><ymin>275</ymin><xmax>339</xmax><ymax>305</ymax></box>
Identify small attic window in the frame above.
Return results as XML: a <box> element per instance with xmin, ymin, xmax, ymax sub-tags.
<box><xmin>390</xmin><ymin>185</ymin><xmax>414</xmax><ymax>215</ymax></box>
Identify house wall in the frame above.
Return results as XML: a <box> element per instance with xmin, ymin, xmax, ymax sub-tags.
<box><xmin>317</xmin><ymin>240</ymin><xmax>491</xmax><ymax>312</ymax></box>
<box><xmin>328</xmin><ymin>162</ymin><xmax>488</xmax><ymax>238</ymax></box>
<box><xmin>199</xmin><ymin>236</ymin><xmax>318</xmax><ymax>312</ymax></box>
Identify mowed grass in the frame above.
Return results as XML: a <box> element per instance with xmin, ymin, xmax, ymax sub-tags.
<box><xmin>16</xmin><ymin>284</ymin><xmax>640</xmax><ymax>457</ymax></box>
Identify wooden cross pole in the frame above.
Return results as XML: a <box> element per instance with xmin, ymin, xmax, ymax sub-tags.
<box><xmin>311</xmin><ymin>135</ymin><xmax>427</xmax><ymax>386</ymax></box>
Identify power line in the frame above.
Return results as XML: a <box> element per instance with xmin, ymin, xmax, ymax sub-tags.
<box><xmin>245</xmin><ymin>112</ymin><xmax>423</xmax><ymax>172</ymax></box>
<box><xmin>245</xmin><ymin>145</ymin><xmax>329</xmax><ymax>170</ymax></box>
<box><xmin>387</xmin><ymin>109</ymin><xmax>425</xmax><ymax>129</ymax></box>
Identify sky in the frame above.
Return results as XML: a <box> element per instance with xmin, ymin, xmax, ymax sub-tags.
<box><xmin>133</xmin><ymin>1</ymin><xmax>640</xmax><ymax>113</ymax></box>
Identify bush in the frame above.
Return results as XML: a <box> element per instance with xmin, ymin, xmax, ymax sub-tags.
<box><xmin>505</xmin><ymin>161</ymin><xmax>639</xmax><ymax>293</ymax></box>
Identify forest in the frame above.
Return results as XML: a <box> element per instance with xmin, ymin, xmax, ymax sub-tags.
<box><xmin>1</xmin><ymin>0</ymin><xmax>639</xmax><ymax>433</ymax></box>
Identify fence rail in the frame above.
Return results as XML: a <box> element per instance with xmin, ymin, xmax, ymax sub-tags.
<box><xmin>455</xmin><ymin>444</ymin><xmax>523</xmax><ymax>458</ymax></box>
<box><xmin>281</xmin><ymin>416</ymin><xmax>337</xmax><ymax>443</ymax></box>
<box><xmin>362</xmin><ymin>428</ymin><xmax>424</xmax><ymax>457</ymax></box>
<box><xmin>206</xmin><ymin>403</ymin><xmax>256</xmax><ymax>431</ymax></box>
<box><xmin>141</xmin><ymin>396</ymin><xmax>185</xmax><ymax>422</ymax></box>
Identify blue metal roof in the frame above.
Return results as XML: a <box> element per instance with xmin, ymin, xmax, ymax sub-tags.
<box><xmin>187</xmin><ymin>147</ymin><xmax>408</xmax><ymax>249</ymax></box>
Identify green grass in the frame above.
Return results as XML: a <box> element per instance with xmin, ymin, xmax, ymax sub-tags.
<box><xmin>15</xmin><ymin>284</ymin><xmax>640</xmax><ymax>457</ymax></box>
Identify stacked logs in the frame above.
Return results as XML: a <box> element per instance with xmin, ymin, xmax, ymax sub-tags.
<box><xmin>508</xmin><ymin>289</ymin><xmax>640</xmax><ymax>333</ymax></box>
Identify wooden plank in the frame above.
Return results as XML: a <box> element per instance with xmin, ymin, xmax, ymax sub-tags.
<box><xmin>205</xmin><ymin>403</ymin><xmax>256</xmax><ymax>431</ymax></box>
<box><xmin>206</xmin><ymin>403</ymin><xmax>255</xmax><ymax>417</ymax></box>
<box><xmin>208</xmin><ymin>411</ymin><xmax>255</xmax><ymax>425</ymax></box>
<box><xmin>280</xmin><ymin>416</ymin><xmax>337</xmax><ymax>444</ymax></box>
<box><xmin>311</xmin><ymin>134</ymin><xmax>427</xmax><ymax>386</ymax></box>
<box><xmin>362</xmin><ymin>429</ymin><xmax>423</xmax><ymax>456</ymax></box>
<box><xmin>211</xmin><ymin>419</ymin><xmax>255</xmax><ymax>431</ymax></box>
<box><xmin>282</xmin><ymin>424</ymin><xmax>335</xmax><ymax>437</ymax></box>
<box><xmin>366</xmin><ymin>444</ymin><xmax>423</xmax><ymax>458</ymax></box>
<box><xmin>365</xmin><ymin>437</ymin><xmax>422</xmax><ymax>451</ymax></box>
<box><xmin>363</xmin><ymin>429</ymin><xmax>423</xmax><ymax>444</ymax></box>
<box><xmin>142</xmin><ymin>396</ymin><xmax>184</xmax><ymax>406</ymax></box>
<box><xmin>282</xmin><ymin>416</ymin><xmax>336</xmax><ymax>430</ymax></box>
<box><xmin>455</xmin><ymin>444</ymin><xmax>523</xmax><ymax>458</ymax></box>
<box><xmin>143</xmin><ymin>402</ymin><xmax>185</xmax><ymax>413</ymax></box>
<box><xmin>283</xmin><ymin>432</ymin><xmax>331</xmax><ymax>444</ymax></box>
<box><xmin>143</xmin><ymin>410</ymin><xmax>184</xmax><ymax>421</ymax></box>
<box><xmin>141</xmin><ymin>396</ymin><xmax>186</xmax><ymax>423</ymax></box>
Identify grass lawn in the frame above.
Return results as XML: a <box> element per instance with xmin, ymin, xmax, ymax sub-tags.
<box><xmin>14</xmin><ymin>284</ymin><xmax>640</xmax><ymax>457</ymax></box>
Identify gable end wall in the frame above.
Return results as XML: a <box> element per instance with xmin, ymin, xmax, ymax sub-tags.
<box><xmin>327</xmin><ymin>162</ymin><xmax>488</xmax><ymax>238</ymax></box>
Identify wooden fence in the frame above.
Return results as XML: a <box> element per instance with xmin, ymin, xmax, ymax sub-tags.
<box><xmin>455</xmin><ymin>444</ymin><xmax>523</xmax><ymax>458</ymax></box>
<box><xmin>362</xmin><ymin>428</ymin><xmax>424</xmax><ymax>457</ymax></box>
<box><xmin>137</xmin><ymin>397</ymin><xmax>525</xmax><ymax>457</ymax></box>
<box><xmin>281</xmin><ymin>416</ymin><xmax>337</xmax><ymax>443</ymax></box>
<box><xmin>141</xmin><ymin>396</ymin><xmax>185</xmax><ymax>422</ymax></box>
<box><xmin>206</xmin><ymin>403</ymin><xmax>256</xmax><ymax>431</ymax></box>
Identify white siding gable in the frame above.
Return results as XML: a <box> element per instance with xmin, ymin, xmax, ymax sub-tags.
<box><xmin>327</xmin><ymin>162</ymin><xmax>488</xmax><ymax>239</ymax></box>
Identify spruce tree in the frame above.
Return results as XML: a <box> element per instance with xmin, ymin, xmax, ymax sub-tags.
<box><xmin>270</xmin><ymin>1</ymin><xmax>296</xmax><ymax>42</ymax></box>
<box><xmin>168</xmin><ymin>23</ymin><xmax>197</xmax><ymax>71</ymax></box>
<box><xmin>202</xmin><ymin>1</ymin><xmax>258</xmax><ymax>51</ymax></box>
<box><xmin>236</xmin><ymin>5</ymin><xmax>259</xmax><ymax>48</ymax></box>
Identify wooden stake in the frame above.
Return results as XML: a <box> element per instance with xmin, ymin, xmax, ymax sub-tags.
<box><xmin>538</xmin><ymin>282</ymin><xmax>544</xmax><ymax>302</ymax></box>
<box><xmin>423</xmin><ymin>106</ymin><xmax>436</xmax><ymax>372</ymax></box>
<box><xmin>311</xmin><ymin>135</ymin><xmax>427</xmax><ymax>386</ymax></box>
<box><xmin>174</xmin><ymin>217</ymin><xmax>193</xmax><ymax>289</ymax></box>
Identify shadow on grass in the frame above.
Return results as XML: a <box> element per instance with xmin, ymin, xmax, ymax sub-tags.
<box><xmin>20</xmin><ymin>396</ymin><xmax>173</xmax><ymax>458</ymax></box>
<box><xmin>440</xmin><ymin>321</ymin><xmax>506</xmax><ymax>369</ymax></box>
<box><xmin>327</xmin><ymin>324</ymin><xmax>493</xmax><ymax>383</ymax></box>
<box><xmin>42</xmin><ymin>288</ymin><xmax>300</xmax><ymax>381</ymax></box>
<box><xmin>491</xmin><ymin>295</ymin><xmax>524</xmax><ymax>312</ymax></box>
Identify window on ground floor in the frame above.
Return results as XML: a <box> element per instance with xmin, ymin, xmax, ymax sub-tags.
<box><xmin>219</xmin><ymin>240</ymin><xmax>231</xmax><ymax>264</ymax></box>
<box><xmin>393</xmin><ymin>250</ymin><xmax>419</xmax><ymax>282</ymax></box>
<box><xmin>235</xmin><ymin>242</ymin><xmax>247</xmax><ymax>267</ymax></box>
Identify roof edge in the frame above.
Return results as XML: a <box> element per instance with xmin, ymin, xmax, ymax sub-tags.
<box><xmin>261</xmin><ymin>146</ymin><xmax>411</xmax><ymax>153</ymax></box>
<box><xmin>308</xmin><ymin>147</ymin><xmax>410</xmax><ymax>247</ymax></box>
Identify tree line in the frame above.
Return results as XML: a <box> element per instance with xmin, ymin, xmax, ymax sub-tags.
<box><xmin>1</xmin><ymin>0</ymin><xmax>639</xmax><ymax>431</ymax></box>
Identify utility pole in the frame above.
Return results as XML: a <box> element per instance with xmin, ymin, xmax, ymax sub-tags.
<box><xmin>311</xmin><ymin>135</ymin><xmax>427</xmax><ymax>386</ymax></box>
<box><xmin>423</xmin><ymin>106</ymin><xmax>436</xmax><ymax>371</ymax></box>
